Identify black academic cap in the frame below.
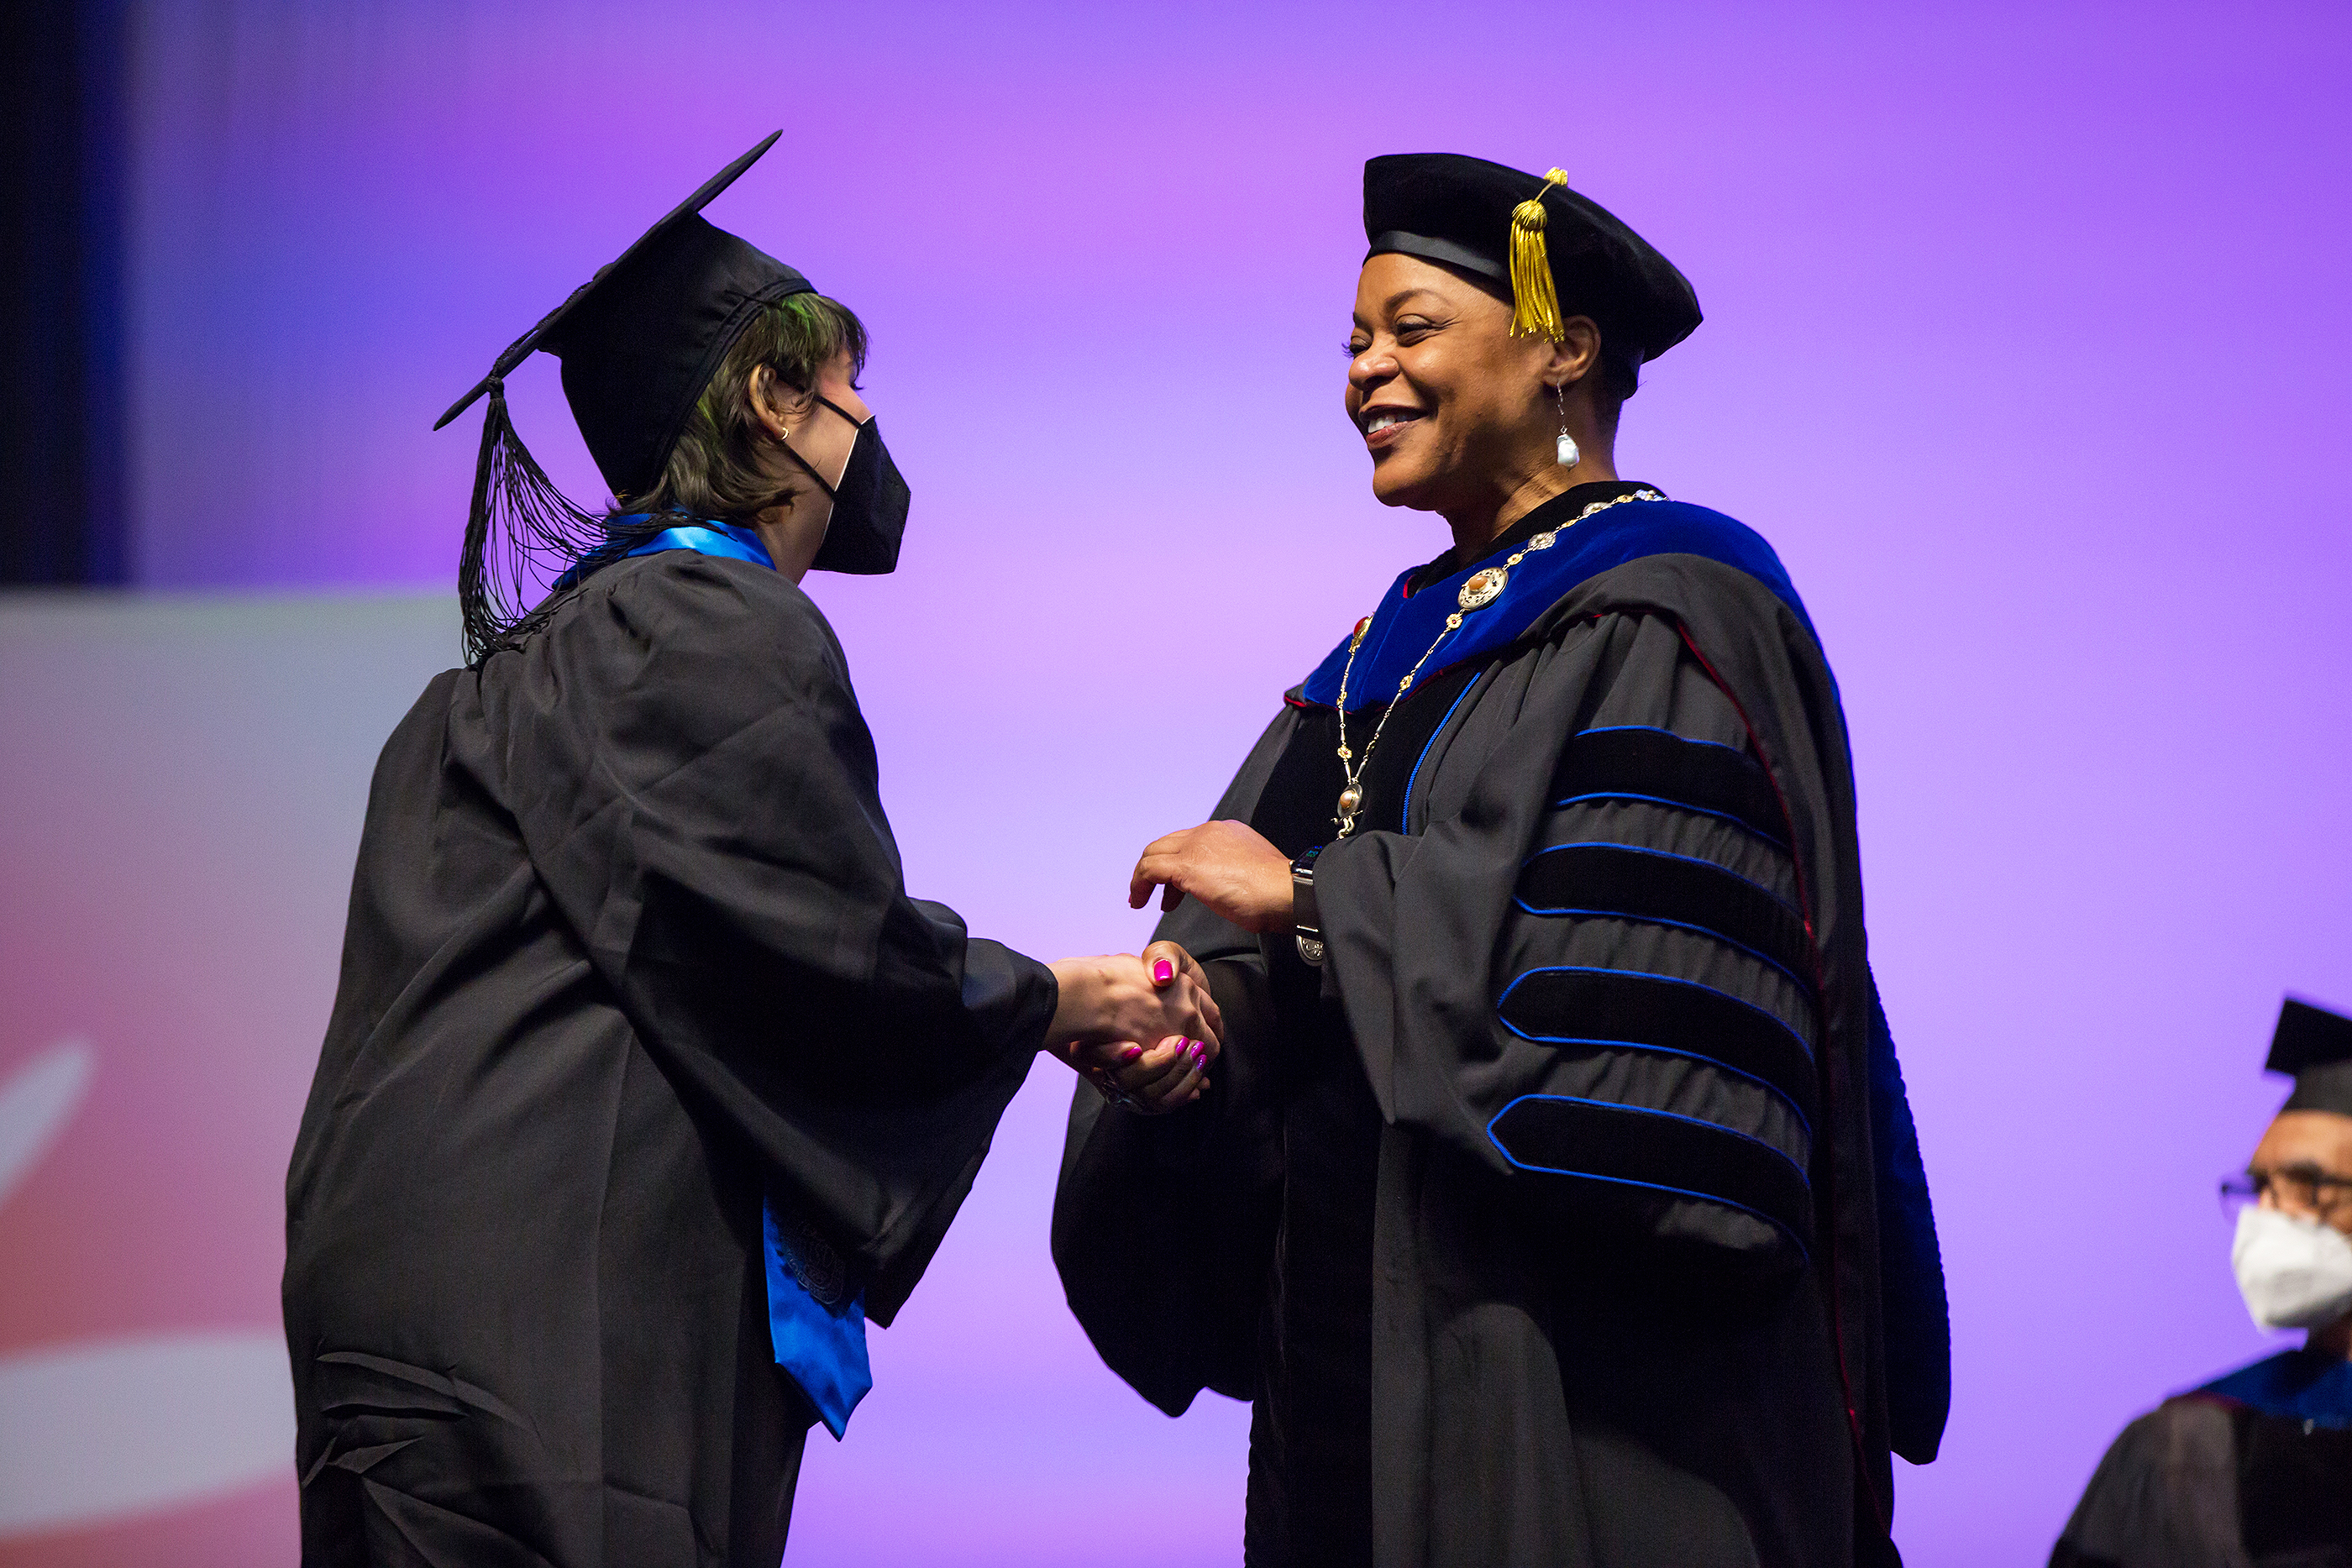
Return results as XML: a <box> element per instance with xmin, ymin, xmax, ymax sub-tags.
<box><xmin>436</xmin><ymin>129</ymin><xmax>813</xmax><ymax>501</ymax></box>
<box><xmin>1362</xmin><ymin>153</ymin><xmax>1700</xmax><ymax>386</ymax></box>
<box><xmin>2268</xmin><ymin>997</ymin><xmax>2352</xmax><ymax>1116</ymax></box>
<box><xmin>438</xmin><ymin>133</ymin><xmax>814</xmax><ymax>665</ymax></box>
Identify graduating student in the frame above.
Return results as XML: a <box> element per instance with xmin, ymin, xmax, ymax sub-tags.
<box><xmin>1054</xmin><ymin>154</ymin><xmax>1949</xmax><ymax>1566</ymax></box>
<box><xmin>282</xmin><ymin>135</ymin><xmax>1220</xmax><ymax>1568</ymax></box>
<box><xmin>2051</xmin><ymin>998</ymin><xmax>2352</xmax><ymax>1568</ymax></box>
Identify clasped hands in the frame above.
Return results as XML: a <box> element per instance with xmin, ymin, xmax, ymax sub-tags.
<box><xmin>1046</xmin><ymin>942</ymin><xmax>1222</xmax><ymax>1114</ymax></box>
<box><xmin>1046</xmin><ymin>820</ymin><xmax>1295</xmax><ymax>1115</ymax></box>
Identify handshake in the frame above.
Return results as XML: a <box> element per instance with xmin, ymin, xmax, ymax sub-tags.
<box><xmin>1041</xmin><ymin>817</ymin><xmax>1305</xmax><ymax>1113</ymax></box>
<box><xmin>1043</xmin><ymin>941</ymin><xmax>1223</xmax><ymax>1115</ymax></box>
<box><xmin>1048</xmin><ymin>822</ymin><xmax>1307</xmax><ymax>1114</ymax></box>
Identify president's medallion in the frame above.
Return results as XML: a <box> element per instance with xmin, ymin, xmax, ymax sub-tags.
<box><xmin>1459</xmin><ymin>567</ymin><xmax>1508</xmax><ymax>611</ymax></box>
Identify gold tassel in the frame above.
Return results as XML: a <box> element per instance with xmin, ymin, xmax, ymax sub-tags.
<box><xmin>1509</xmin><ymin>168</ymin><xmax>1572</xmax><ymax>341</ymax></box>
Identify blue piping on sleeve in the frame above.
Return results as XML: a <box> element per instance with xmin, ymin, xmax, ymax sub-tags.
<box><xmin>1509</xmin><ymin>901</ymin><xmax>1817</xmax><ymax>995</ymax></box>
<box><xmin>1521</xmin><ymin>840</ymin><xmax>1798</xmax><ymax>914</ymax></box>
<box><xmin>1498</xmin><ymin>964</ymin><xmax>1815</xmax><ymax>1062</ymax></box>
<box><xmin>1572</xmin><ymin>723</ymin><xmax>1751</xmax><ymax>756</ymax></box>
<box><xmin>1494</xmin><ymin>1089</ymin><xmax>1810</xmax><ymax>1181</ymax></box>
<box><xmin>1483</xmin><ymin>1096</ymin><xmax>1811</xmax><ymax>1259</ymax></box>
<box><xmin>1548</xmin><ymin>792</ymin><xmax>1791</xmax><ymax>850</ymax></box>
<box><xmin>1494</xmin><ymin>1023</ymin><xmax>1816</xmax><ymax>1139</ymax></box>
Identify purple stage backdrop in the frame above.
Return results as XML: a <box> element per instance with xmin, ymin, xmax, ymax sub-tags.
<box><xmin>3</xmin><ymin>0</ymin><xmax>2349</xmax><ymax>1561</ymax></box>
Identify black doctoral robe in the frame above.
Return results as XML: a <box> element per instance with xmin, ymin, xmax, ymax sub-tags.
<box><xmin>2050</xmin><ymin>1349</ymin><xmax>2352</xmax><ymax>1568</ymax></box>
<box><xmin>284</xmin><ymin>548</ymin><xmax>1057</xmax><ymax>1566</ymax></box>
<box><xmin>1054</xmin><ymin>487</ymin><xmax>1947</xmax><ymax>1567</ymax></box>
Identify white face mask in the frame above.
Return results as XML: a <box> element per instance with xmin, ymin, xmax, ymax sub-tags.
<box><xmin>2233</xmin><ymin>1204</ymin><xmax>2352</xmax><ymax>1330</ymax></box>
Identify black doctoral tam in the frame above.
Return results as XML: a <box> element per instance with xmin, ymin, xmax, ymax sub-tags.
<box><xmin>2270</xmin><ymin>996</ymin><xmax>2352</xmax><ymax>1115</ymax></box>
<box><xmin>1362</xmin><ymin>151</ymin><xmax>1701</xmax><ymax>385</ymax></box>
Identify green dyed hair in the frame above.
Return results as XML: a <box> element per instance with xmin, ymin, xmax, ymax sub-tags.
<box><xmin>622</xmin><ymin>292</ymin><xmax>869</xmax><ymax>522</ymax></box>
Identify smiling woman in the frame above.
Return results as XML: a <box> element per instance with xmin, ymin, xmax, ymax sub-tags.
<box><xmin>1057</xmin><ymin>153</ymin><xmax>1952</xmax><ymax>1567</ymax></box>
<box><xmin>1341</xmin><ymin>157</ymin><xmax>1674</xmax><ymax>559</ymax></box>
<box><xmin>1344</xmin><ymin>251</ymin><xmax>1629</xmax><ymax>545</ymax></box>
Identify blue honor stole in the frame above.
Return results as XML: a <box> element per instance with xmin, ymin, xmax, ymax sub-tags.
<box><xmin>761</xmin><ymin>1197</ymin><xmax>873</xmax><ymax>1440</ymax></box>
<box><xmin>621</xmin><ymin>517</ymin><xmax>775</xmax><ymax>570</ymax></box>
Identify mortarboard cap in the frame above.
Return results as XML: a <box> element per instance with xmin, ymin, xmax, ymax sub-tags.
<box><xmin>1362</xmin><ymin>153</ymin><xmax>1700</xmax><ymax>390</ymax></box>
<box><xmin>437</xmin><ymin>129</ymin><xmax>811</xmax><ymax>500</ymax></box>
<box><xmin>438</xmin><ymin>132</ymin><xmax>811</xmax><ymax>663</ymax></box>
<box><xmin>2267</xmin><ymin>997</ymin><xmax>2352</xmax><ymax>1116</ymax></box>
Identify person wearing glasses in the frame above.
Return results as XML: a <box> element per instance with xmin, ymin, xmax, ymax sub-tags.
<box><xmin>2050</xmin><ymin>998</ymin><xmax>2352</xmax><ymax>1567</ymax></box>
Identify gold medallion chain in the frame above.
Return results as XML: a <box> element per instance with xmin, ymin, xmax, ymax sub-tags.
<box><xmin>1330</xmin><ymin>489</ymin><xmax>1662</xmax><ymax>837</ymax></box>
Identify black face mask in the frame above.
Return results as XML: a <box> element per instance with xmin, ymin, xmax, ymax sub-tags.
<box><xmin>781</xmin><ymin>396</ymin><xmax>911</xmax><ymax>575</ymax></box>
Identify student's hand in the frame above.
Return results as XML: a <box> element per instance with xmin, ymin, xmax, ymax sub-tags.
<box><xmin>1075</xmin><ymin>940</ymin><xmax>1224</xmax><ymax>1112</ymax></box>
<box><xmin>1045</xmin><ymin>951</ymin><xmax>1221</xmax><ymax>1114</ymax></box>
<box><xmin>1128</xmin><ymin>820</ymin><xmax>1294</xmax><ymax>932</ymax></box>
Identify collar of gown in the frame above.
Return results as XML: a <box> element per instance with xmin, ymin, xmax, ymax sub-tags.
<box><xmin>551</xmin><ymin>516</ymin><xmax>775</xmax><ymax>592</ymax></box>
<box><xmin>2196</xmin><ymin>1346</ymin><xmax>2352</xmax><ymax>1429</ymax></box>
<box><xmin>1293</xmin><ymin>487</ymin><xmax>1814</xmax><ymax>711</ymax></box>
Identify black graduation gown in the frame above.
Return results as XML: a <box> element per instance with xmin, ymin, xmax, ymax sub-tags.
<box><xmin>2050</xmin><ymin>1350</ymin><xmax>2352</xmax><ymax>1568</ymax></box>
<box><xmin>284</xmin><ymin>548</ymin><xmax>1056</xmax><ymax>1567</ymax></box>
<box><xmin>1053</xmin><ymin>489</ymin><xmax>1948</xmax><ymax>1568</ymax></box>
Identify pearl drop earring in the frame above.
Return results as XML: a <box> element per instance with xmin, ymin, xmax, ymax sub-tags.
<box><xmin>1553</xmin><ymin>384</ymin><xmax>1580</xmax><ymax>469</ymax></box>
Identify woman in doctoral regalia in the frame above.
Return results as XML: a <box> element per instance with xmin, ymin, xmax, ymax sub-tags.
<box><xmin>1054</xmin><ymin>154</ymin><xmax>1950</xmax><ymax>1565</ymax></box>
<box><xmin>282</xmin><ymin>134</ymin><xmax>1221</xmax><ymax>1568</ymax></box>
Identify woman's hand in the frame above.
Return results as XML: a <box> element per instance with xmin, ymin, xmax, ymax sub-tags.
<box><xmin>1046</xmin><ymin>947</ymin><xmax>1223</xmax><ymax>1114</ymax></box>
<box><xmin>1129</xmin><ymin>820</ymin><xmax>1294</xmax><ymax>933</ymax></box>
<box><xmin>1068</xmin><ymin>1034</ymin><xmax>1209</xmax><ymax>1114</ymax></box>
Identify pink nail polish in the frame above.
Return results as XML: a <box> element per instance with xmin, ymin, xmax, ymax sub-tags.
<box><xmin>1121</xmin><ymin>1044</ymin><xmax>1143</xmax><ymax>1062</ymax></box>
<box><xmin>1152</xmin><ymin>958</ymin><xmax>1174</xmax><ymax>984</ymax></box>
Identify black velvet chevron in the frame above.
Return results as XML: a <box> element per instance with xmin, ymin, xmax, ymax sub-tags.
<box><xmin>1497</xmin><ymin>966</ymin><xmax>1819</xmax><ymax>1126</ymax></box>
<box><xmin>1516</xmin><ymin>842</ymin><xmax>1816</xmax><ymax>986</ymax></box>
<box><xmin>1486</xmin><ymin>1093</ymin><xmax>1814</xmax><ymax>1252</ymax></box>
<box><xmin>1551</xmin><ymin>725</ymin><xmax>1788</xmax><ymax>846</ymax></box>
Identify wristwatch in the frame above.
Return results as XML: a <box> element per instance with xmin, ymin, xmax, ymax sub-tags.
<box><xmin>1291</xmin><ymin>845</ymin><xmax>1325</xmax><ymax>967</ymax></box>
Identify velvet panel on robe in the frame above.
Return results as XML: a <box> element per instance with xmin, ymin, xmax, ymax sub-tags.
<box><xmin>285</xmin><ymin>550</ymin><xmax>1056</xmax><ymax>1567</ymax></box>
<box><xmin>1055</xmin><ymin>547</ymin><xmax>1947</xmax><ymax>1568</ymax></box>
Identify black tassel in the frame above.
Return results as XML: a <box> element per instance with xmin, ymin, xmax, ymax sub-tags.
<box><xmin>456</xmin><ymin>381</ymin><xmax>627</xmax><ymax>666</ymax></box>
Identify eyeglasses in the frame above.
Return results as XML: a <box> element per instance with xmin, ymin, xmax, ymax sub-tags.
<box><xmin>2219</xmin><ymin>1167</ymin><xmax>2352</xmax><ymax>1222</ymax></box>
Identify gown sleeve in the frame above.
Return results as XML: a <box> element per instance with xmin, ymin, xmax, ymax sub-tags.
<box><xmin>459</xmin><ymin>551</ymin><xmax>1057</xmax><ymax>1320</ymax></box>
<box><xmin>1317</xmin><ymin>604</ymin><xmax>1830</xmax><ymax>1275</ymax></box>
